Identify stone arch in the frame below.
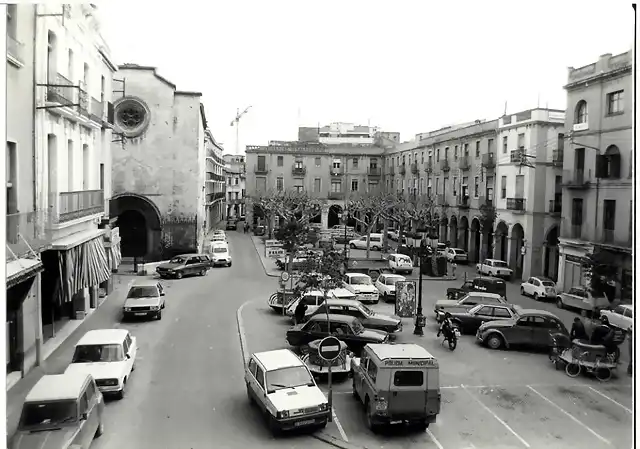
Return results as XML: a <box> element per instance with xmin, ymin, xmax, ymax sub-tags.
<box><xmin>543</xmin><ymin>225</ymin><xmax>560</xmax><ymax>281</ymax></box>
<box><xmin>459</xmin><ymin>216</ymin><xmax>469</xmax><ymax>251</ymax></box>
<box><xmin>470</xmin><ymin>217</ymin><xmax>481</xmax><ymax>262</ymax></box>
<box><xmin>328</xmin><ymin>205</ymin><xmax>343</xmax><ymax>229</ymax></box>
<box><xmin>508</xmin><ymin>223</ymin><xmax>525</xmax><ymax>279</ymax></box>
<box><xmin>494</xmin><ymin>221</ymin><xmax>509</xmax><ymax>262</ymax></box>
<box><xmin>603</xmin><ymin>145</ymin><xmax>621</xmax><ymax>179</ymax></box>
<box><xmin>449</xmin><ymin>215</ymin><xmax>458</xmax><ymax>247</ymax></box>
<box><xmin>574</xmin><ymin>100</ymin><xmax>588</xmax><ymax>124</ymax></box>
<box><xmin>110</xmin><ymin>193</ymin><xmax>162</xmax><ymax>261</ymax></box>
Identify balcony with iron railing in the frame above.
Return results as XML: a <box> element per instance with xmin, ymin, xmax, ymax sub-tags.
<box><xmin>368</xmin><ymin>167</ymin><xmax>382</xmax><ymax>176</ymax></box>
<box><xmin>458</xmin><ymin>156</ymin><xmax>470</xmax><ymax>171</ymax></box>
<box><xmin>254</xmin><ymin>164</ymin><xmax>268</xmax><ymax>174</ymax></box>
<box><xmin>424</xmin><ymin>162</ymin><xmax>434</xmax><ymax>174</ymax></box>
<box><xmin>328</xmin><ymin>191</ymin><xmax>345</xmax><ymax>200</ymax></box>
<box><xmin>7</xmin><ymin>35</ymin><xmax>24</xmax><ymax>65</ymax></box>
<box><xmin>330</xmin><ymin>166</ymin><xmax>345</xmax><ymax>176</ymax></box>
<box><xmin>506</xmin><ymin>198</ymin><xmax>526</xmax><ymax>213</ymax></box>
<box><xmin>410</xmin><ymin>162</ymin><xmax>419</xmax><ymax>174</ymax></box>
<box><xmin>478</xmin><ymin>196</ymin><xmax>493</xmax><ymax>208</ymax></box>
<box><xmin>6</xmin><ymin>211</ymin><xmax>49</xmax><ymax>261</ymax></box>
<box><xmin>482</xmin><ymin>153</ymin><xmax>496</xmax><ymax>169</ymax></box>
<box><xmin>89</xmin><ymin>97</ymin><xmax>104</xmax><ymax>123</ymax></box>
<box><xmin>436</xmin><ymin>194</ymin><xmax>447</xmax><ymax>206</ymax></box>
<box><xmin>50</xmin><ymin>190</ymin><xmax>105</xmax><ymax>224</ymax></box>
<box><xmin>439</xmin><ymin>159</ymin><xmax>450</xmax><ymax>172</ymax></box>
<box><xmin>567</xmin><ymin>224</ymin><xmax>585</xmax><ymax>240</ymax></box>
<box><xmin>562</xmin><ymin>169</ymin><xmax>591</xmax><ymax>189</ymax></box>
<box><xmin>552</xmin><ymin>150</ymin><xmax>564</xmax><ymax>166</ymax></box>
<box><xmin>457</xmin><ymin>195</ymin><xmax>470</xmax><ymax>209</ymax></box>
<box><xmin>387</xmin><ymin>166</ymin><xmax>395</xmax><ymax>175</ymax></box>
<box><xmin>595</xmin><ymin>228</ymin><xmax>631</xmax><ymax>248</ymax></box>
<box><xmin>399</xmin><ymin>164</ymin><xmax>406</xmax><ymax>175</ymax></box>
<box><xmin>548</xmin><ymin>199</ymin><xmax>562</xmax><ymax>216</ymax></box>
<box><xmin>47</xmin><ymin>73</ymin><xmax>76</xmax><ymax>106</ymax></box>
<box><xmin>292</xmin><ymin>164</ymin><xmax>307</xmax><ymax>176</ymax></box>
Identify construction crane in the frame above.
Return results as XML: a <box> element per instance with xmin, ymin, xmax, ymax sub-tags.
<box><xmin>230</xmin><ymin>106</ymin><xmax>252</xmax><ymax>154</ymax></box>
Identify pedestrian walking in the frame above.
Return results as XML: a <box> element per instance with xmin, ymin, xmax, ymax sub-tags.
<box><xmin>570</xmin><ymin>317</ymin><xmax>588</xmax><ymax>341</ymax></box>
<box><xmin>294</xmin><ymin>301</ymin><xmax>308</xmax><ymax>325</ymax></box>
<box><xmin>451</xmin><ymin>262</ymin><xmax>457</xmax><ymax>279</ymax></box>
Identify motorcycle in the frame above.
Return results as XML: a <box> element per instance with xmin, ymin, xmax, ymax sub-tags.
<box><xmin>438</xmin><ymin>322</ymin><xmax>459</xmax><ymax>351</ymax></box>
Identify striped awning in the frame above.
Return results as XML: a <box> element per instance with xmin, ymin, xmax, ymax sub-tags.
<box><xmin>60</xmin><ymin>236</ymin><xmax>111</xmax><ymax>301</ymax></box>
<box><xmin>111</xmin><ymin>240</ymin><xmax>122</xmax><ymax>270</ymax></box>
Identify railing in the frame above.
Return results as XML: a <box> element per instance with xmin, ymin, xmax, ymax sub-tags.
<box><xmin>387</xmin><ymin>166</ymin><xmax>395</xmax><ymax>175</ymax></box>
<box><xmin>439</xmin><ymin>159</ymin><xmax>450</xmax><ymax>171</ymax></box>
<box><xmin>254</xmin><ymin>164</ymin><xmax>268</xmax><ymax>174</ymax></box>
<box><xmin>457</xmin><ymin>196</ymin><xmax>470</xmax><ymax>208</ymax></box>
<box><xmin>215</xmin><ymin>192</ymin><xmax>225</xmax><ymax>200</ymax></box>
<box><xmin>478</xmin><ymin>196</ymin><xmax>493</xmax><ymax>207</ymax></box>
<box><xmin>328</xmin><ymin>192</ymin><xmax>345</xmax><ymax>200</ymax></box>
<box><xmin>368</xmin><ymin>167</ymin><xmax>382</xmax><ymax>176</ymax></box>
<box><xmin>548</xmin><ymin>199</ymin><xmax>562</xmax><ymax>215</ymax></box>
<box><xmin>399</xmin><ymin>164</ymin><xmax>406</xmax><ymax>175</ymax></box>
<box><xmin>482</xmin><ymin>153</ymin><xmax>496</xmax><ymax>169</ymax></box>
<box><xmin>292</xmin><ymin>165</ymin><xmax>307</xmax><ymax>176</ymax></box>
<box><xmin>436</xmin><ymin>194</ymin><xmax>446</xmax><ymax>206</ymax></box>
<box><xmin>506</xmin><ymin>198</ymin><xmax>526</xmax><ymax>212</ymax></box>
<box><xmin>55</xmin><ymin>190</ymin><xmax>104</xmax><ymax>223</ymax></box>
<box><xmin>228</xmin><ymin>198</ymin><xmax>245</xmax><ymax>205</ymax></box>
<box><xmin>6</xmin><ymin>211</ymin><xmax>49</xmax><ymax>261</ymax></box>
<box><xmin>425</xmin><ymin>162</ymin><xmax>434</xmax><ymax>173</ymax></box>
<box><xmin>458</xmin><ymin>156</ymin><xmax>470</xmax><ymax>171</ymax></box>
<box><xmin>329</xmin><ymin>166</ymin><xmax>345</xmax><ymax>176</ymax></box>
<box><xmin>410</xmin><ymin>162</ymin><xmax>419</xmax><ymax>174</ymax></box>
<box><xmin>7</xmin><ymin>35</ymin><xmax>24</xmax><ymax>65</ymax></box>
<box><xmin>90</xmin><ymin>97</ymin><xmax>104</xmax><ymax>122</ymax></box>
<box><xmin>510</xmin><ymin>149</ymin><xmax>525</xmax><ymax>164</ymax></box>
<box><xmin>47</xmin><ymin>73</ymin><xmax>76</xmax><ymax>106</ymax></box>
<box><xmin>563</xmin><ymin>169</ymin><xmax>591</xmax><ymax>188</ymax></box>
<box><xmin>552</xmin><ymin>150</ymin><xmax>564</xmax><ymax>166</ymax></box>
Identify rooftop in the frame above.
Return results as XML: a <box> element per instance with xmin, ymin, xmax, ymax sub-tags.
<box><xmin>26</xmin><ymin>373</ymin><xmax>90</xmax><ymax>402</ymax></box>
<box><xmin>368</xmin><ymin>343</ymin><xmax>435</xmax><ymax>361</ymax></box>
<box><xmin>254</xmin><ymin>349</ymin><xmax>304</xmax><ymax>371</ymax></box>
<box><xmin>76</xmin><ymin>329</ymin><xmax>129</xmax><ymax>346</ymax></box>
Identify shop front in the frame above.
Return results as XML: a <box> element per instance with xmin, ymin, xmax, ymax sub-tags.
<box><xmin>557</xmin><ymin>238</ymin><xmax>593</xmax><ymax>293</ymax></box>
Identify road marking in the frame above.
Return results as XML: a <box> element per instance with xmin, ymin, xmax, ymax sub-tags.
<box><xmin>331</xmin><ymin>407</ymin><xmax>349</xmax><ymax>442</ymax></box>
<box><xmin>426</xmin><ymin>428</ymin><xmax>444</xmax><ymax>449</ymax></box>
<box><xmin>527</xmin><ymin>385</ymin><xmax>611</xmax><ymax>446</ymax></box>
<box><xmin>461</xmin><ymin>384</ymin><xmax>530</xmax><ymax>448</ymax></box>
<box><xmin>587</xmin><ymin>386</ymin><xmax>633</xmax><ymax>414</ymax></box>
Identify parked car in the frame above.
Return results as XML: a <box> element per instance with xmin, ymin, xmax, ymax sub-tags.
<box><xmin>65</xmin><ymin>329</ymin><xmax>137</xmax><ymax>399</ymax></box>
<box><xmin>476</xmin><ymin>259</ymin><xmax>513</xmax><ymax>280</ymax></box>
<box><xmin>306</xmin><ymin>299</ymin><xmax>403</xmax><ymax>334</ymax></box>
<box><xmin>600</xmin><ymin>304</ymin><xmax>633</xmax><ymax>330</ymax></box>
<box><xmin>445</xmin><ymin>248</ymin><xmax>468</xmax><ymax>264</ymax></box>
<box><xmin>211</xmin><ymin>242</ymin><xmax>232</xmax><ymax>267</ymax></box>
<box><xmin>9</xmin><ymin>373</ymin><xmax>105</xmax><ymax>449</ymax></box>
<box><xmin>285</xmin><ymin>288</ymin><xmax>356</xmax><ymax>320</ymax></box>
<box><xmin>349</xmin><ymin>233</ymin><xmax>383</xmax><ymax>251</ymax></box>
<box><xmin>476</xmin><ymin>310</ymin><xmax>569</xmax><ymax>351</ymax></box>
<box><xmin>557</xmin><ymin>286</ymin><xmax>612</xmax><ymax>317</ymax></box>
<box><xmin>286</xmin><ymin>314</ymin><xmax>389</xmax><ymax>354</ymax></box>
<box><xmin>434</xmin><ymin>292</ymin><xmax>507</xmax><ymax>322</ymax></box>
<box><xmin>387</xmin><ymin>253</ymin><xmax>414</xmax><ymax>274</ymax></box>
<box><xmin>156</xmin><ymin>254</ymin><xmax>211</xmax><ymax>279</ymax></box>
<box><xmin>446</xmin><ymin>276</ymin><xmax>507</xmax><ymax>300</ymax></box>
<box><xmin>275</xmin><ymin>251</ymin><xmax>317</xmax><ymax>271</ymax></box>
<box><xmin>254</xmin><ymin>225</ymin><xmax>266</xmax><ymax>236</ymax></box>
<box><xmin>226</xmin><ymin>220</ymin><xmax>238</xmax><ymax>230</ymax></box>
<box><xmin>374</xmin><ymin>273</ymin><xmax>407</xmax><ymax>302</ymax></box>
<box><xmin>211</xmin><ymin>233</ymin><xmax>227</xmax><ymax>243</ymax></box>
<box><xmin>122</xmin><ymin>280</ymin><xmax>166</xmax><ymax>320</ymax></box>
<box><xmin>342</xmin><ymin>273</ymin><xmax>380</xmax><ymax>303</ymax></box>
<box><xmin>449</xmin><ymin>304</ymin><xmax>522</xmax><ymax>334</ymax></box>
<box><xmin>245</xmin><ymin>349</ymin><xmax>330</xmax><ymax>434</ymax></box>
<box><xmin>520</xmin><ymin>276</ymin><xmax>557</xmax><ymax>301</ymax></box>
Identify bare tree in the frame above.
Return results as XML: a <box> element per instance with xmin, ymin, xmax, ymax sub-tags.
<box><xmin>251</xmin><ymin>190</ymin><xmax>324</xmax><ymax>238</ymax></box>
<box><xmin>348</xmin><ymin>191</ymin><xmax>397</xmax><ymax>259</ymax></box>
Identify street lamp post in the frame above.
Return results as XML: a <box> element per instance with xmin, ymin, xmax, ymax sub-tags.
<box><xmin>413</xmin><ymin>239</ymin><xmax>427</xmax><ymax>336</ymax></box>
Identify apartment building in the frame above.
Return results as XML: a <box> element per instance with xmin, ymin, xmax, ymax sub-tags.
<box><xmin>205</xmin><ymin>130</ymin><xmax>226</xmax><ymax>229</ymax></box>
<box><xmin>224</xmin><ymin>154</ymin><xmax>246</xmax><ymax>219</ymax></box>
<box><xmin>110</xmin><ymin>65</ymin><xmax>208</xmax><ymax>261</ymax></box>
<box><xmin>557</xmin><ymin>51</ymin><xmax>633</xmax><ymax>301</ymax></box>
<box><xmin>493</xmin><ymin>109</ymin><xmax>565</xmax><ymax>280</ymax></box>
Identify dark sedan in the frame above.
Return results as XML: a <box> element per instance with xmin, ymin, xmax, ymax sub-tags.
<box><xmin>305</xmin><ymin>299</ymin><xmax>402</xmax><ymax>335</ymax></box>
<box><xmin>449</xmin><ymin>304</ymin><xmax>522</xmax><ymax>334</ymax></box>
<box><xmin>286</xmin><ymin>314</ymin><xmax>389</xmax><ymax>355</ymax></box>
<box><xmin>156</xmin><ymin>254</ymin><xmax>211</xmax><ymax>279</ymax></box>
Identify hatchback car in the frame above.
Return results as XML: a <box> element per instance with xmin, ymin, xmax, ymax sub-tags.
<box><xmin>476</xmin><ymin>259</ymin><xmax>513</xmax><ymax>280</ymax></box>
<box><xmin>65</xmin><ymin>329</ymin><xmax>137</xmax><ymax>399</ymax></box>
<box><xmin>348</xmin><ymin>234</ymin><xmax>383</xmax><ymax>251</ymax></box>
<box><xmin>520</xmin><ymin>276</ymin><xmax>557</xmax><ymax>301</ymax></box>
<box><xmin>374</xmin><ymin>273</ymin><xmax>406</xmax><ymax>302</ymax></box>
<box><xmin>10</xmin><ymin>373</ymin><xmax>105</xmax><ymax>449</ymax></box>
<box><xmin>445</xmin><ymin>248</ymin><xmax>468</xmax><ymax>264</ymax></box>
<box><xmin>211</xmin><ymin>243</ymin><xmax>232</xmax><ymax>267</ymax></box>
<box><xmin>122</xmin><ymin>280</ymin><xmax>166</xmax><ymax>320</ymax></box>
<box><xmin>476</xmin><ymin>310</ymin><xmax>568</xmax><ymax>350</ymax></box>
<box><xmin>600</xmin><ymin>304</ymin><xmax>633</xmax><ymax>331</ymax></box>
<box><xmin>449</xmin><ymin>304</ymin><xmax>522</xmax><ymax>334</ymax></box>
<box><xmin>226</xmin><ymin>220</ymin><xmax>238</xmax><ymax>230</ymax></box>
<box><xmin>434</xmin><ymin>292</ymin><xmax>507</xmax><ymax>322</ymax></box>
<box><xmin>156</xmin><ymin>254</ymin><xmax>211</xmax><ymax>279</ymax></box>
<box><xmin>306</xmin><ymin>299</ymin><xmax>403</xmax><ymax>334</ymax></box>
<box><xmin>387</xmin><ymin>253</ymin><xmax>414</xmax><ymax>274</ymax></box>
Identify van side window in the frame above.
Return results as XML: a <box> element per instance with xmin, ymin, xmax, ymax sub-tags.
<box><xmin>367</xmin><ymin>361</ymin><xmax>378</xmax><ymax>382</ymax></box>
<box><xmin>248</xmin><ymin>358</ymin><xmax>257</xmax><ymax>376</ymax></box>
<box><xmin>255</xmin><ymin>366</ymin><xmax>266</xmax><ymax>389</ymax></box>
<box><xmin>85</xmin><ymin>380</ymin><xmax>97</xmax><ymax>401</ymax></box>
<box><xmin>394</xmin><ymin>370</ymin><xmax>424</xmax><ymax>387</ymax></box>
<box><xmin>79</xmin><ymin>392</ymin><xmax>89</xmax><ymax>415</ymax></box>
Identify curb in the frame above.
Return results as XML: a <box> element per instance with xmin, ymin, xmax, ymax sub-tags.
<box><xmin>313</xmin><ymin>432</ymin><xmax>369</xmax><ymax>449</ymax></box>
<box><xmin>249</xmin><ymin>237</ymin><xmax>281</xmax><ymax>278</ymax></box>
<box><xmin>236</xmin><ymin>300</ymin><xmax>251</xmax><ymax>367</ymax></box>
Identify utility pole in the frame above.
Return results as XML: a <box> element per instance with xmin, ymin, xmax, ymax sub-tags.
<box><xmin>230</xmin><ymin>106</ymin><xmax>252</xmax><ymax>155</ymax></box>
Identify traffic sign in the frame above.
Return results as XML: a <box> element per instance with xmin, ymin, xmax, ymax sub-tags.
<box><xmin>280</xmin><ymin>272</ymin><xmax>290</xmax><ymax>282</ymax></box>
<box><xmin>318</xmin><ymin>336</ymin><xmax>341</xmax><ymax>362</ymax></box>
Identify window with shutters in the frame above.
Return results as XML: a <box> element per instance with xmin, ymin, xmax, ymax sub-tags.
<box><xmin>475</xmin><ymin>141</ymin><xmax>480</xmax><ymax>157</ymax></box>
<box><xmin>352</xmin><ymin>158</ymin><xmax>358</xmax><ymax>169</ymax></box>
<box><xmin>517</xmin><ymin>133</ymin><xmax>525</xmax><ymax>149</ymax></box>
<box><xmin>315</xmin><ymin>157</ymin><xmax>321</xmax><ymax>167</ymax></box>
<box><xmin>276</xmin><ymin>177</ymin><xmax>284</xmax><ymax>191</ymax></box>
<box><xmin>256</xmin><ymin>177</ymin><xmax>266</xmax><ymax>192</ymax></box>
<box><xmin>454</xmin><ymin>145</ymin><xmax>458</xmax><ymax>160</ymax></box>
<box><xmin>571</xmin><ymin>199</ymin><xmax>583</xmax><ymax>226</ymax></box>
<box><xmin>351</xmin><ymin>179</ymin><xmax>359</xmax><ymax>192</ymax></box>
<box><xmin>474</xmin><ymin>177</ymin><xmax>479</xmax><ymax>197</ymax></box>
<box><xmin>314</xmin><ymin>178</ymin><xmax>321</xmax><ymax>193</ymax></box>
<box><xmin>603</xmin><ymin>200</ymin><xmax>616</xmax><ymax>232</ymax></box>
<box><xmin>453</xmin><ymin>177</ymin><xmax>457</xmax><ymax>197</ymax></box>
<box><xmin>606</xmin><ymin>90</ymin><xmax>623</xmax><ymax>115</ymax></box>
<box><xmin>331</xmin><ymin>181</ymin><xmax>342</xmax><ymax>193</ymax></box>
<box><xmin>502</xmin><ymin>136</ymin><xmax>508</xmax><ymax>154</ymax></box>
<box><xmin>277</xmin><ymin>156</ymin><xmax>284</xmax><ymax>167</ymax></box>
<box><xmin>464</xmin><ymin>143</ymin><xmax>469</xmax><ymax>156</ymax></box>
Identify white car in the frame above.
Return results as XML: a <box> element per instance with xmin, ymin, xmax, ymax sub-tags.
<box><xmin>211</xmin><ymin>242</ymin><xmax>232</xmax><ymax>267</ymax></box>
<box><xmin>374</xmin><ymin>273</ymin><xmax>406</xmax><ymax>302</ymax></box>
<box><xmin>387</xmin><ymin>253</ymin><xmax>414</xmax><ymax>274</ymax></box>
<box><xmin>348</xmin><ymin>233</ymin><xmax>383</xmax><ymax>251</ymax></box>
<box><xmin>476</xmin><ymin>259</ymin><xmax>513</xmax><ymax>279</ymax></box>
<box><xmin>65</xmin><ymin>329</ymin><xmax>137</xmax><ymax>399</ymax></box>
<box><xmin>122</xmin><ymin>280</ymin><xmax>166</xmax><ymax>320</ymax></box>
<box><xmin>245</xmin><ymin>349</ymin><xmax>330</xmax><ymax>434</ymax></box>
<box><xmin>520</xmin><ymin>276</ymin><xmax>557</xmax><ymax>301</ymax></box>
<box><xmin>286</xmin><ymin>288</ymin><xmax>356</xmax><ymax>320</ymax></box>
<box><xmin>342</xmin><ymin>273</ymin><xmax>380</xmax><ymax>303</ymax></box>
<box><xmin>211</xmin><ymin>233</ymin><xmax>227</xmax><ymax>243</ymax></box>
<box><xmin>445</xmin><ymin>248</ymin><xmax>468</xmax><ymax>263</ymax></box>
<box><xmin>600</xmin><ymin>305</ymin><xmax>633</xmax><ymax>331</ymax></box>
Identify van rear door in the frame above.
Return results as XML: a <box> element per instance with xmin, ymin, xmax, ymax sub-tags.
<box><xmin>426</xmin><ymin>366</ymin><xmax>441</xmax><ymax>416</ymax></box>
<box><xmin>387</xmin><ymin>369</ymin><xmax>427</xmax><ymax>416</ymax></box>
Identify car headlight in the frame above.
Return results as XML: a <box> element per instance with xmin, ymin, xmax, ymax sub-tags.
<box><xmin>124</xmin><ymin>307</ymin><xmax>131</xmax><ymax>312</ymax></box>
<box><xmin>375</xmin><ymin>398</ymin><xmax>388</xmax><ymax>411</ymax></box>
<box><xmin>151</xmin><ymin>306</ymin><xmax>159</xmax><ymax>311</ymax></box>
<box><xmin>167</xmin><ymin>269</ymin><xmax>174</xmax><ymax>273</ymax></box>
<box><xmin>101</xmin><ymin>378</ymin><xmax>119</xmax><ymax>386</ymax></box>
<box><xmin>277</xmin><ymin>410</ymin><xmax>290</xmax><ymax>419</ymax></box>
<box><xmin>319</xmin><ymin>402</ymin><xmax>329</xmax><ymax>411</ymax></box>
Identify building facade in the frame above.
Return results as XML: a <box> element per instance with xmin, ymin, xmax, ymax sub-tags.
<box><xmin>224</xmin><ymin>154</ymin><xmax>246</xmax><ymax>219</ymax></box>
<box><xmin>109</xmin><ymin>64</ymin><xmax>208</xmax><ymax>261</ymax></box>
<box><xmin>557</xmin><ymin>51</ymin><xmax>633</xmax><ymax>301</ymax></box>
<box><xmin>493</xmin><ymin>109</ymin><xmax>565</xmax><ymax>280</ymax></box>
<box><xmin>205</xmin><ymin>130</ymin><xmax>226</xmax><ymax>230</ymax></box>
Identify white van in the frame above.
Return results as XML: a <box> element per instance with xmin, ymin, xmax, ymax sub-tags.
<box><xmin>211</xmin><ymin>242</ymin><xmax>232</xmax><ymax>267</ymax></box>
<box><xmin>349</xmin><ymin>233</ymin><xmax>384</xmax><ymax>251</ymax></box>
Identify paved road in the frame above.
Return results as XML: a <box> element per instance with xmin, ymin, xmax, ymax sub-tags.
<box><xmin>242</xmin><ymin>245</ymin><xmax>633</xmax><ymax>449</ymax></box>
<box><xmin>7</xmin><ymin>232</ymin><xmax>334</xmax><ymax>449</ymax></box>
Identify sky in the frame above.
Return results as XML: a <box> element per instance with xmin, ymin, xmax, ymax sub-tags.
<box><xmin>96</xmin><ymin>0</ymin><xmax>634</xmax><ymax>154</ymax></box>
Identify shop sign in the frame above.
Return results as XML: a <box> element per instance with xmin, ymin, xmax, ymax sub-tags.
<box><xmin>266</xmin><ymin>247</ymin><xmax>285</xmax><ymax>258</ymax></box>
<box><xmin>265</xmin><ymin>240</ymin><xmax>283</xmax><ymax>248</ymax></box>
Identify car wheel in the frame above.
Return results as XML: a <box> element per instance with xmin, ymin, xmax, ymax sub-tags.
<box><xmin>94</xmin><ymin>421</ymin><xmax>104</xmax><ymax>438</ymax></box>
<box><xmin>365</xmin><ymin>398</ymin><xmax>379</xmax><ymax>432</ymax></box>
<box><xmin>116</xmin><ymin>380</ymin><xmax>126</xmax><ymax>400</ymax></box>
<box><xmin>200</xmin><ymin>269</ymin><xmax>207</xmax><ymax>276</ymax></box>
<box><xmin>486</xmin><ymin>334</ymin><xmax>504</xmax><ymax>350</ymax></box>
<box><xmin>246</xmin><ymin>384</ymin><xmax>255</xmax><ymax>405</ymax></box>
<box><xmin>228</xmin><ymin>261</ymin><xmax>232</xmax><ymax>267</ymax></box>
<box><xmin>601</xmin><ymin>316</ymin><xmax>609</xmax><ymax>325</ymax></box>
<box><xmin>176</xmin><ymin>272</ymin><xmax>183</xmax><ymax>279</ymax></box>
<box><xmin>556</xmin><ymin>298</ymin><xmax>563</xmax><ymax>309</ymax></box>
<box><xmin>268</xmin><ymin>414</ymin><xmax>282</xmax><ymax>436</ymax></box>
<box><xmin>162</xmin><ymin>302</ymin><xmax>166</xmax><ymax>309</ymax></box>
<box><xmin>157</xmin><ymin>310</ymin><xmax>162</xmax><ymax>320</ymax></box>
<box><xmin>352</xmin><ymin>379</ymin><xmax>360</xmax><ymax>400</ymax></box>
<box><xmin>372</xmin><ymin>246</ymin><xmax>380</xmax><ymax>251</ymax></box>
<box><xmin>520</xmin><ymin>287</ymin><xmax>525</xmax><ymax>296</ymax></box>
<box><xmin>533</xmin><ymin>293</ymin><xmax>539</xmax><ymax>301</ymax></box>
<box><xmin>350</xmin><ymin>243</ymin><xmax>356</xmax><ymax>249</ymax></box>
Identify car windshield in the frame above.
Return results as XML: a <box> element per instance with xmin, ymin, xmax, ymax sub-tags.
<box><xmin>72</xmin><ymin>344</ymin><xmax>123</xmax><ymax>363</ymax></box>
<box><xmin>359</xmin><ymin>304</ymin><xmax>374</xmax><ymax>316</ymax></box>
<box><xmin>469</xmin><ymin>305</ymin><xmax>482</xmax><ymax>314</ymax></box>
<box><xmin>351</xmin><ymin>276</ymin><xmax>371</xmax><ymax>285</ymax></box>
<box><xmin>493</xmin><ymin>261</ymin><xmax>508</xmax><ymax>267</ymax></box>
<box><xmin>397</xmin><ymin>256</ymin><xmax>411</xmax><ymax>263</ymax></box>
<box><xmin>541</xmin><ymin>281</ymin><xmax>555</xmax><ymax>287</ymax></box>
<box><xmin>127</xmin><ymin>286</ymin><xmax>158</xmax><ymax>298</ymax></box>
<box><xmin>385</xmin><ymin>277</ymin><xmax>403</xmax><ymax>286</ymax></box>
<box><xmin>19</xmin><ymin>400</ymin><xmax>77</xmax><ymax>429</ymax></box>
<box><xmin>213</xmin><ymin>248</ymin><xmax>227</xmax><ymax>253</ymax></box>
<box><xmin>170</xmin><ymin>256</ymin><xmax>186</xmax><ymax>264</ymax></box>
<box><xmin>454</xmin><ymin>249</ymin><xmax>465</xmax><ymax>254</ymax></box>
<box><xmin>352</xmin><ymin>320</ymin><xmax>364</xmax><ymax>334</ymax></box>
<box><xmin>266</xmin><ymin>366</ymin><xmax>314</xmax><ymax>392</ymax></box>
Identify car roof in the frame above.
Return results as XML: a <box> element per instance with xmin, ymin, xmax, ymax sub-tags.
<box><xmin>474</xmin><ymin>276</ymin><xmax>505</xmax><ymax>282</ymax></box>
<box><xmin>129</xmin><ymin>279</ymin><xmax>159</xmax><ymax>287</ymax></box>
<box><xmin>450</xmin><ymin>248</ymin><xmax>466</xmax><ymax>251</ymax></box>
<box><xmin>389</xmin><ymin>253</ymin><xmax>411</xmax><ymax>257</ymax></box>
<box><xmin>486</xmin><ymin>259</ymin><xmax>507</xmax><ymax>263</ymax></box>
<box><xmin>26</xmin><ymin>373</ymin><xmax>90</xmax><ymax>402</ymax></box>
<box><xmin>76</xmin><ymin>329</ymin><xmax>129</xmax><ymax>346</ymax></box>
<box><xmin>519</xmin><ymin>309</ymin><xmax>561</xmax><ymax>319</ymax></box>
<box><xmin>309</xmin><ymin>314</ymin><xmax>354</xmax><ymax>323</ymax></box>
<box><xmin>620</xmin><ymin>304</ymin><xmax>633</xmax><ymax>310</ymax></box>
<box><xmin>345</xmin><ymin>272</ymin><xmax>370</xmax><ymax>278</ymax></box>
<box><xmin>466</xmin><ymin>292</ymin><xmax>503</xmax><ymax>298</ymax></box>
<box><xmin>368</xmin><ymin>343</ymin><xmax>435</xmax><ymax>361</ymax></box>
<box><xmin>254</xmin><ymin>349</ymin><xmax>304</xmax><ymax>371</ymax></box>
<box><xmin>381</xmin><ymin>273</ymin><xmax>405</xmax><ymax>278</ymax></box>
<box><xmin>322</xmin><ymin>299</ymin><xmax>362</xmax><ymax>307</ymax></box>
<box><xmin>175</xmin><ymin>253</ymin><xmax>200</xmax><ymax>257</ymax></box>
